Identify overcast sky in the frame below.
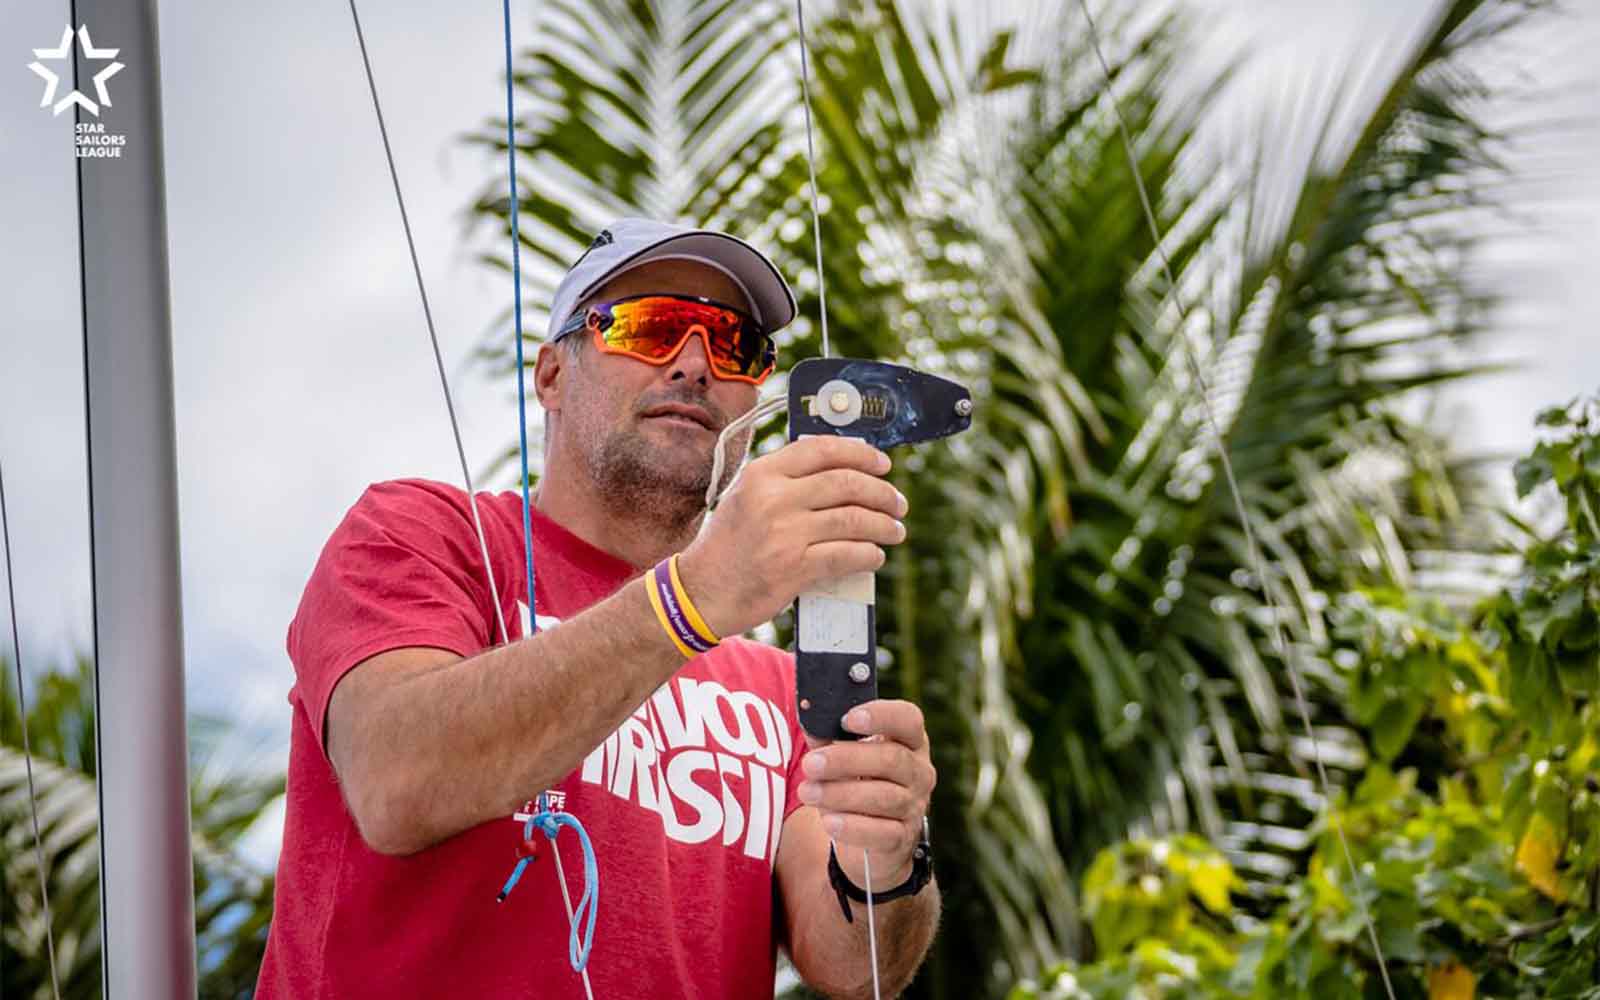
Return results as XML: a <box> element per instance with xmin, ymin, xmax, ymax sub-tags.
<box><xmin>3</xmin><ymin>0</ymin><xmax>1597</xmax><ymax>865</ymax></box>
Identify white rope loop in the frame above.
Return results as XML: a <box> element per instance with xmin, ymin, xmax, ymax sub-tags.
<box><xmin>1071</xmin><ymin>1</ymin><xmax>1397</xmax><ymax>996</ymax></box>
<box><xmin>705</xmin><ymin>396</ymin><xmax>787</xmax><ymax>510</ymax></box>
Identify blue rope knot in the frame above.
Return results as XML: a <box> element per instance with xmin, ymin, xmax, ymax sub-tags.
<box><xmin>496</xmin><ymin>795</ymin><xmax>600</xmax><ymax>972</ymax></box>
<box><xmin>493</xmin><ymin>0</ymin><xmax>602</xmax><ymax>977</ymax></box>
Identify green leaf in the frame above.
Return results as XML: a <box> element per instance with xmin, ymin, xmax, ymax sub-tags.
<box><xmin>1513</xmin><ymin>452</ymin><xmax>1553</xmax><ymax>498</ymax></box>
<box><xmin>1370</xmin><ymin>695</ymin><xmax>1427</xmax><ymax>762</ymax></box>
<box><xmin>1523</xmin><ymin>583</ymin><xmax>1585</xmax><ymax>646</ymax></box>
<box><xmin>1551</xmin><ymin>442</ymin><xmax>1582</xmax><ymax>488</ymax></box>
<box><xmin>1535</xmin><ymin>403</ymin><xmax>1574</xmax><ymax>428</ymax></box>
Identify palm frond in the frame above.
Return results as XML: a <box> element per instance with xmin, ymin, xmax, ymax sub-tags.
<box><xmin>1</xmin><ymin>658</ymin><xmax>284</xmax><ymax>998</ymax></box>
<box><xmin>460</xmin><ymin>0</ymin><xmax>1552</xmax><ymax>993</ymax></box>
<box><xmin>461</xmin><ymin>0</ymin><xmax>802</xmax><ymax>363</ymax></box>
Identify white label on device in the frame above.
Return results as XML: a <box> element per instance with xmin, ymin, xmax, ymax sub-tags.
<box><xmin>799</xmin><ymin>593</ymin><xmax>871</xmax><ymax>654</ymax></box>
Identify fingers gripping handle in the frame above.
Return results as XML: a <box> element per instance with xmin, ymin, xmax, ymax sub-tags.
<box><xmin>787</xmin><ymin>358</ymin><xmax>973</xmax><ymax>739</ymax></box>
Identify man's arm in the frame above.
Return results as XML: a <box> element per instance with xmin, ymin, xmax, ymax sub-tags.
<box><xmin>328</xmin><ymin>574</ymin><xmax>679</xmax><ymax>855</ymax></box>
<box><xmin>776</xmin><ymin>701</ymin><xmax>941</xmax><ymax>999</ymax></box>
<box><xmin>327</xmin><ymin>436</ymin><xmax>908</xmax><ymax>856</ymax></box>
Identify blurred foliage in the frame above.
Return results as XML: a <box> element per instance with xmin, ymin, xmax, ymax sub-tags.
<box><xmin>1</xmin><ymin>656</ymin><xmax>283</xmax><ymax>1000</ymax></box>
<box><xmin>0</xmin><ymin>0</ymin><xmax>1578</xmax><ymax>996</ymax></box>
<box><xmin>467</xmin><ymin>0</ymin><xmax>1557</xmax><ymax>994</ymax></box>
<box><xmin>1009</xmin><ymin>399</ymin><xmax>1600</xmax><ymax>998</ymax></box>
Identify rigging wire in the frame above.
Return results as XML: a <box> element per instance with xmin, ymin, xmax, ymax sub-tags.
<box><xmin>1</xmin><ymin>459</ymin><xmax>63</xmax><ymax>1000</ymax></box>
<box><xmin>1070</xmin><ymin>1</ymin><xmax>1398</xmax><ymax>996</ymax></box>
<box><xmin>499</xmin><ymin>0</ymin><xmax>540</xmax><ymax>647</ymax></box>
<box><xmin>794</xmin><ymin>2</ymin><xmax>881</xmax><ymax>997</ymax></box>
<box><xmin>343</xmin><ymin>0</ymin><xmax>508</xmax><ymax>648</ymax></box>
<box><xmin>486</xmin><ymin>0</ymin><xmax>599</xmax><ymax>987</ymax></box>
<box><xmin>342</xmin><ymin>2</ymin><xmax>596</xmax><ymax>994</ymax></box>
<box><xmin>795</xmin><ymin>0</ymin><xmax>832</xmax><ymax>359</ymax></box>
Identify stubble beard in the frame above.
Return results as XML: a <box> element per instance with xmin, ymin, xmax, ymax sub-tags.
<box><xmin>586</xmin><ymin>419</ymin><xmax>751</xmax><ymax>532</ymax></box>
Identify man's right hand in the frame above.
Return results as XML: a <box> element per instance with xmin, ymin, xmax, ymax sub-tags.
<box><xmin>677</xmin><ymin>436</ymin><xmax>908</xmax><ymax>638</ymax></box>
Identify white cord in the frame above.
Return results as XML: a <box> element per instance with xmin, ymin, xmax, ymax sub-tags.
<box><xmin>550</xmin><ymin>846</ymin><xmax>597</xmax><ymax>1000</ymax></box>
<box><xmin>862</xmin><ymin>848</ymin><xmax>881</xmax><ymax>1000</ymax></box>
<box><xmin>705</xmin><ymin>396</ymin><xmax>787</xmax><ymax>509</ymax></box>
<box><xmin>794</xmin><ymin>2</ymin><xmax>884</xmax><ymax>993</ymax></box>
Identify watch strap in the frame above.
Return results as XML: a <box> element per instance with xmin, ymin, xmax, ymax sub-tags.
<box><xmin>826</xmin><ymin>831</ymin><xmax>933</xmax><ymax>923</ymax></box>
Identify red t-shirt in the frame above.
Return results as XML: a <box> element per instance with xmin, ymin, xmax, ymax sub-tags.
<box><xmin>255</xmin><ymin>479</ymin><xmax>808</xmax><ymax>999</ymax></box>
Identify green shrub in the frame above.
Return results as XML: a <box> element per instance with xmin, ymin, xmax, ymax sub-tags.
<box><xmin>1010</xmin><ymin>397</ymin><xmax>1600</xmax><ymax>999</ymax></box>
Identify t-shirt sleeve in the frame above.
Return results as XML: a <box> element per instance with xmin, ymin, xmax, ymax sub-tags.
<box><xmin>286</xmin><ymin>479</ymin><xmax>498</xmax><ymax>760</ymax></box>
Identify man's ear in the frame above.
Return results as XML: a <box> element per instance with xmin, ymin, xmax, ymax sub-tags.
<box><xmin>534</xmin><ymin>341</ymin><xmax>567</xmax><ymax>411</ymax></box>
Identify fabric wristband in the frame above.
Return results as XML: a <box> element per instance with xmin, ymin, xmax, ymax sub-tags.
<box><xmin>648</xmin><ymin>555</ymin><xmax>719</xmax><ymax>658</ymax></box>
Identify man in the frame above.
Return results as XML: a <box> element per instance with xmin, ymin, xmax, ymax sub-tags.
<box><xmin>256</xmin><ymin>219</ymin><xmax>940</xmax><ymax>999</ymax></box>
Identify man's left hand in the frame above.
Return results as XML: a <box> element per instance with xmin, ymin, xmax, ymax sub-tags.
<box><xmin>797</xmin><ymin>699</ymin><xmax>935</xmax><ymax>887</ymax></box>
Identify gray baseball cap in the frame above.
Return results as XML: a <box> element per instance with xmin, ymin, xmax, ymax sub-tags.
<box><xmin>547</xmin><ymin>218</ymin><xmax>798</xmax><ymax>341</ymax></box>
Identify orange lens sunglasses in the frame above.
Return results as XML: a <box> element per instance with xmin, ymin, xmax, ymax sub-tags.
<box><xmin>554</xmin><ymin>294</ymin><xmax>776</xmax><ymax>384</ymax></box>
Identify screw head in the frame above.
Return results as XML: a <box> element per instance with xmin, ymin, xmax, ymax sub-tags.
<box><xmin>848</xmin><ymin>661</ymin><xmax>872</xmax><ymax>684</ymax></box>
<box><xmin>954</xmin><ymin>398</ymin><xmax>973</xmax><ymax>417</ymax></box>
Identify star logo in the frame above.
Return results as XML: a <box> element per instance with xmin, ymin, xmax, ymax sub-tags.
<box><xmin>28</xmin><ymin>25</ymin><xmax>124</xmax><ymax>117</ymax></box>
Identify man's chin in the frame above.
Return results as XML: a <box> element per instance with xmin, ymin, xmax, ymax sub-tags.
<box><xmin>597</xmin><ymin>438</ymin><xmax>712</xmax><ymax>501</ymax></box>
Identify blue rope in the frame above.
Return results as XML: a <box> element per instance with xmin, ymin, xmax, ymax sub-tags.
<box><xmin>498</xmin><ymin>807</ymin><xmax>601</xmax><ymax>972</ymax></box>
<box><xmin>495</xmin><ymin>0</ymin><xmax>601</xmax><ymax>977</ymax></box>
<box><xmin>500</xmin><ymin>0</ymin><xmax>538</xmax><ymax>638</ymax></box>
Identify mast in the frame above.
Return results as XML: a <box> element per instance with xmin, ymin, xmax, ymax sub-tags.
<box><xmin>73</xmin><ymin>0</ymin><xmax>197</xmax><ymax>994</ymax></box>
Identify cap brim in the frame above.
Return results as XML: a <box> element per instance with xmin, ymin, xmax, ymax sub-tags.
<box><xmin>574</xmin><ymin>231</ymin><xmax>797</xmax><ymax>331</ymax></box>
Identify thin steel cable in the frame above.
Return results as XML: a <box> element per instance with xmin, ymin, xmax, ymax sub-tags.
<box><xmin>1</xmin><ymin>460</ymin><xmax>62</xmax><ymax>1000</ymax></box>
<box><xmin>796</xmin><ymin>3</ymin><xmax>879</xmax><ymax>996</ymax></box>
<box><xmin>343</xmin><ymin>4</ymin><xmax>595</xmax><ymax>994</ymax></box>
<box><xmin>795</xmin><ymin>0</ymin><xmax>832</xmax><ymax>358</ymax></box>
<box><xmin>1072</xmin><ymin>2</ymin><xmax>1397</xmax><ymax>996</ymax></box>
<box><xmin>344</xmin><ymin>0</ymin><xmax>508</xmax><ymax>649</ymax></box>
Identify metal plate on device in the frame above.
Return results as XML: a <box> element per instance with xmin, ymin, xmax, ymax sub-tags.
<box><xmin>787</xmin><ymin>358</ymin><xmax>974</xmax><ymax>740</ymax></box>
<box><xmin>787</xmin><ymin>358</ymin><xmax>972</xmax><ymax>450</ymax></box>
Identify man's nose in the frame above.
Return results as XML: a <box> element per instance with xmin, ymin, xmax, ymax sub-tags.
<box><xmin>669</xmin><ymin>325</ymin><xmax>713</xmax><ymax>384</ymax></box>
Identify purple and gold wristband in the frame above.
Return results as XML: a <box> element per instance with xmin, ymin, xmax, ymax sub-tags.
<box><xmin>647</xmin><ymin>554</ymin><xmax>721</xmax><ymax>658</ymax></box>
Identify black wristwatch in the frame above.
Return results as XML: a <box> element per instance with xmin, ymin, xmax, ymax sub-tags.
<box><xmin>827</xmin><ymin>818</ymin><xmax>934</xmax><ymax>923</ymax></box>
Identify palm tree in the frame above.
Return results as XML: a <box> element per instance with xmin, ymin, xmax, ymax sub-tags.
<box><xmin>1</xmin><ymin>656</ymin><xmax>284</xmax><ymax>999</ymax></box>
<box><xmin>462</xmin><ymin>0</ymin><xmax>1540</xmax><ymax>994</ymax></box>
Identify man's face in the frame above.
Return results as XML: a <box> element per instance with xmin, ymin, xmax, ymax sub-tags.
<box><xmin>542</xmin><ymin>258</ymin><xmax>765</xmax><ymax>512</ymax></box>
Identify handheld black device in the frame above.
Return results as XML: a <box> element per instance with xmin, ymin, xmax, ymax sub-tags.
<box><xmin>786</xmin><ymin>357</ymin><xmax>973</xmax><ymax>739</ymax></box>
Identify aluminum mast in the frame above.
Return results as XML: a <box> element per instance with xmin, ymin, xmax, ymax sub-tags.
<box><xmin>74</xmin><ymin>0</ymin><xmax>198</xmax><ymax>994</ymax></box>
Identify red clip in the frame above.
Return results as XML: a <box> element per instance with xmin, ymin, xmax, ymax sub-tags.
<box><xmin>516</xmin><ymin>835</ymin><xmax>542</xmax><ymax>862</ymax></box>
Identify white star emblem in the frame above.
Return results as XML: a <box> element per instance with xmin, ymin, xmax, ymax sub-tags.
<box><xmin>27</xmin><ymin>25</ymin><xmax>124</xmax><ymax>117</ymax></box>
